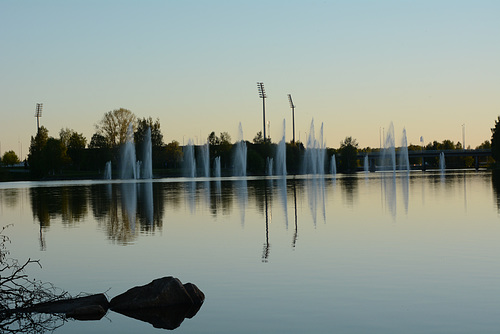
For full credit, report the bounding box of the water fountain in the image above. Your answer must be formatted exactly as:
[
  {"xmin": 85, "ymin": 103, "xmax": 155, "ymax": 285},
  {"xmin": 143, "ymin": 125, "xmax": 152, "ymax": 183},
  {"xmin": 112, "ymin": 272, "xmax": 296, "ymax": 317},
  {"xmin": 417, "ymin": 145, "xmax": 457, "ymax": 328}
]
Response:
[
  {"xmin": 104, "ymin": 161, "xmax": 112, "ymax": 179},
  {"xmin": 183, "ymin": 139, "xmax": 196, "ymax": 178},
  {"xmin": 118, "ymin": 124, "xmax": 153, "ymax": 179},
  {"xmin": 233, "ymin": 123, "xmax": 247, "ymax": 177},
  {"xmin": 142, "ymin": 127, "xmax": 153, "ymax": 179},
  {"xmin": 364, "ymin": 155, "xmax": 369, "ymax": 173},
  {"xmin": 120, "ymin": 124, "xmax": 137, "ymax": 179},
  {"xmin": 198, "ymin": 142, "xmax": 210, "ymax": 177},
  {"xmin": 303, "ymin": 119, "xmax": 326, "ymax": 175},
  {"xmin": 330, "ymin": 155, "xmax": 337, "ymax": 176},
  {"xmin": 439, "ymin": 152, "xmax": 446, "ymax": 171},
  {"xmin": 213, "ymin": 156, "xmax": 221, "ymax": 177},
  {"xmin": 275, "ymin": 119, "xmax": 287, "ymax": 177},
  {"xmin": 381, "ymin": 122, "xmax": 396, "ymax": 172},
  {"xmin": 266, "ymin": 157, "xmax": 274, "ymax": 176},
  {"xmin": 399, "ymin": 128, "xmax": 410, "ymax": 172},
  {"xmin": 136, "ymin": 161, "xmax": 142, "ymax": 179}
]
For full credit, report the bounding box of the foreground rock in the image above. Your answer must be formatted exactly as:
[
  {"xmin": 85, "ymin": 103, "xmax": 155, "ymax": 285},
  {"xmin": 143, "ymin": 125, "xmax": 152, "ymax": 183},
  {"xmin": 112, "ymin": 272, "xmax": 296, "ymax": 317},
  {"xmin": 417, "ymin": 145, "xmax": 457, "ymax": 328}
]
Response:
[
  {"xmin": 3, "ymin": 277, "xmax": 204, "ymax": 329},
  {"xmin": 109, "ymin": 276, "xmax": 205, "ymax": 329},
  {"xmin": 7, "ymin": 294, "xmax": 109, "ymax": 321}
]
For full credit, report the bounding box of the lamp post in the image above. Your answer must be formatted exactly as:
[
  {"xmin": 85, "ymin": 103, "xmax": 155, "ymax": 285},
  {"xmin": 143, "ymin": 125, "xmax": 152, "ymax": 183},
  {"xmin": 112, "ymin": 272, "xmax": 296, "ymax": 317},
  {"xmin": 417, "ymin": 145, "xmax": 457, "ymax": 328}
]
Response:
[
  {"xmin": 35, "ymin": 103, "xmax": 43, "ymax": 133},
  {"xmin": 288, "ymin": 94, "xmax": 295, "ymax": 144},
  {"xmin": 257, "ymin": 82, "xmax": 267, "ymax": 141}
]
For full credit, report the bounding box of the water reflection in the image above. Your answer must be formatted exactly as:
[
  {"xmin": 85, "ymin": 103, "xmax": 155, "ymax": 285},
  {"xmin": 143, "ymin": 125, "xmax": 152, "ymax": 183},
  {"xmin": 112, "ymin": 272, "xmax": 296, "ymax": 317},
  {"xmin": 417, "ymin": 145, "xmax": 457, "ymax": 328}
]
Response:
[
  {"xmin": 20, "ymin": 172, "xmax": 487, "ymax": 251},
  {"xmin": 492, "ymin": 170, "xmax": 500, "ymax": 212},
  {"xmin": 339, "ymin": 175, "xmax": 358, "ymax": 207},
  {"xmin": 234, "ymin": 179, "xmax": 248, "ymax": 227}
]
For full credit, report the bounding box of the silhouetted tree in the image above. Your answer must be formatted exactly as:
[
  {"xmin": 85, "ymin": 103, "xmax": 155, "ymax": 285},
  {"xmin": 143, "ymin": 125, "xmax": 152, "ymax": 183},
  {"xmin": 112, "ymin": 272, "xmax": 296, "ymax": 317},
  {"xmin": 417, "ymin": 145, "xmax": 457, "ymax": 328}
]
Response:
[
  {"xmin": 67, "ymin": 132, "xmax": 87, "ymax": 170},
  {"xmin": 338, "ymin": 136, "xmax": 359, "ymax": 173},
  {"xmin": 253, "ymin": 131, "xmax": 264, "ymax": 144},
  {"xmin": 165, "ymin": 140, "xmax": 183, "ymax": 169},
  {"xmin": 28, "ymin": 126, "xmax": 49, "ymax": 177},
  {"xmin": 89, "ymin": 133, "xmax": 109, "ymax": 149},
  {"xmin": 491, "ymin": 116, "xmax": 500, "ymax": 165}
]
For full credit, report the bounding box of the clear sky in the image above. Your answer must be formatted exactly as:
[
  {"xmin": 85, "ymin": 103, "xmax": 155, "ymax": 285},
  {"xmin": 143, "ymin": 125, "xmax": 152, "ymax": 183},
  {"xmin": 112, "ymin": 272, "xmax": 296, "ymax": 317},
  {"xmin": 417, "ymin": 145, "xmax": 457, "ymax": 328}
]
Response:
[{"xmin": 1, "ymin": 0, "xmax": 499, "ymax": 160}]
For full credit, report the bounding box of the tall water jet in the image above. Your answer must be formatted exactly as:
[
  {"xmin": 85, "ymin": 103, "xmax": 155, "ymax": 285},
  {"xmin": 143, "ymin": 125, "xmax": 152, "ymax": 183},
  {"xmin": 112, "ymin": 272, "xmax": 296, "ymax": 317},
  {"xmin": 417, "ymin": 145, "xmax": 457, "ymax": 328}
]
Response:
[
  {"xmin": 399, "ymin": 128, "xmax": 410, "ymax": 172},
  {"xmin": 275, "ymin": 119, "xmax": 287, "ymax": 176},
  {"xmin": 104, "ymin": 161, "xmax": 112, "ymax": 180},
  {"xmin": 364, "ymin": 155, "xmax": 369, "ymax": 173},
  {"xmin": 330, "ymin": 155, "xmax": 337, "ymax": 175},
  {"xmin": 213, "ymin": 156, "xmax": 221, "ymax": 177},
  {"xmin": 439, "ymin": 152, "xmax": 446, "ymax": 171},
  {"xmin": 302, "ymin": 119, "xmax": 326, "ymax": 175},
  {"xmin": 198, "ymin": 142, "xmax": 210, "ymax": 177},
  {"xmin": 120, "ymin": 123, "xmax": 137, "ymax": 179},
  {"xmin": 183, "ymin": 139, "xmax": 196, "ymax": 178},
  {"xmin": 266, "ymin": 157, "xmax": 273, "ymax": 176},
  {"xmin": 318, "ymin": 123, "xmax": 325, "ymax": 175},
  {"xmin": 381, "ymin": 122, "xmax": 396, "ymax": 172},
  {"xmin": 233, "ymin": 123, "xmax": 247, "ymax": 177},
  {"xmin": 142, "ymin": 127, "xmax": 153, "ymax": 179},
  {"xmin": 136, "ymin": 161, "xmax": 142, "ymax": 179}
]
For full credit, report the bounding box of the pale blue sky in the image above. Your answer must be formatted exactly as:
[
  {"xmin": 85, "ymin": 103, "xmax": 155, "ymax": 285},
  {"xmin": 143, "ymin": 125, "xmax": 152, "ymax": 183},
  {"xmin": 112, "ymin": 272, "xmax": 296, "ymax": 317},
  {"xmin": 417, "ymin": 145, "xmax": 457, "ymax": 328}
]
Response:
[{"xmin": 1, "ymin": 0, "xmax": 499, "ymax": 159}]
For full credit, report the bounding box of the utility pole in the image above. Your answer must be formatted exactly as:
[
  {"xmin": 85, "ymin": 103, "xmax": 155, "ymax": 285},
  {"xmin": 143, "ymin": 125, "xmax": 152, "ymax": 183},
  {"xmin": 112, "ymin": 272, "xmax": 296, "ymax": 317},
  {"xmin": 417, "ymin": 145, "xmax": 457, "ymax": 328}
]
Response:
[
  {"xmin": 257, "ymin": 82, "xmax": 267, "ymax": 142},
  {"xmin": 288, "ymin": 94, "xmax": 295, "ymax": 144},
  {"xmin": 35, "ymin": 103, "xmax": 43, "ymax": 133}
]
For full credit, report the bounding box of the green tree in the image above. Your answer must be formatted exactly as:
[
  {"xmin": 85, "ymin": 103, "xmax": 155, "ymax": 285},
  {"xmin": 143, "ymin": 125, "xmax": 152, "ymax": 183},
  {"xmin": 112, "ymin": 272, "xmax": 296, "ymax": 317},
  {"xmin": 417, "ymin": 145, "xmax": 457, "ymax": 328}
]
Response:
[
  {"xmin": 28, "ymin": 126, "xmax": 50, "ymax": 177},
  {"xmin": 253, "ymin": 131, "xmax": 264, "ymax": 144},
  {"xmin": 96, "ymin": 108, "xmax": 136, "ymax": 147},
  {"xmin": 135, "ymin": 117, "xmax": 164, "ymax": 148},
  {"xmin": 165, "ymin": 140, "xmax": 183, "ymax": 169},
  {"xmin": 1, "ymin": 151, "xmax": 20, "ymax": 166},
  {"xmin": 477, "ymin": 140, "xmax": 491, "ymax": 149},
  {"xmin": 492, "ymin": 116, "xmax": 500, "ymax": 164},
  {"xmin": 338, "ymin": 136, "xmax": 359, "ymax": 173},
  {"xmin": 89, "ymin": 133, "xmax": 109, "ymax": 149},
  {"xmin": 43, "ymin": 138, "xmax": 67, "ymax": 174},
  {"xmin": 59, "ymin": 128, "xmax": 73, "ymax": 148},
  {"xmin": 67, "ymin": 132, "xmax": 87, "ymax": 170},
  {"xmin": 208, "ymin": 131, "xmax": 219, "ymax": 146}
]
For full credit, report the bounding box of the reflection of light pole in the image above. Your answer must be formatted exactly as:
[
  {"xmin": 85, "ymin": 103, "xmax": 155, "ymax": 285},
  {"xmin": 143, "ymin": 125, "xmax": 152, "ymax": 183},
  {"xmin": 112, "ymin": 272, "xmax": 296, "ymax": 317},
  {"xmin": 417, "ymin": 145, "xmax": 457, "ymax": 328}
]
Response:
[
  {"xmin": 35, "ymin": 103, "xmax": 43, "ymax": 133},
  {"xmin": 288, "ymin": 94, "xmax": 295, "ymax": 144},
  {"xmin": 257, "ymin": 82, "xmax": 267, "ymax": 141}
]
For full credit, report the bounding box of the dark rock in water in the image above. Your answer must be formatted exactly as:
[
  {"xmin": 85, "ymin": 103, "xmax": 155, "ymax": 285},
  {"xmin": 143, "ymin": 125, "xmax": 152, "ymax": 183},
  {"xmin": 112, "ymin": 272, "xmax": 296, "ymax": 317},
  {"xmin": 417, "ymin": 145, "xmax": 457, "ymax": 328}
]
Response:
[
  {"xmin": 9, "ymin": 294, "xmax": 109, "ymax": 319},
  {"xmin": 183, "ymin": 282, "xmax": 205, "ymax": 307},
  {"xmin": 113, "ymin": 304, "xmax": 194, "ymax": 330},
  {"xmin": 66, "ymin": 305, "xmax": 108, "ymax": 321},
  {"xmin": 109, "ymin": 276, "xmax": 204, "ymax": 311}
]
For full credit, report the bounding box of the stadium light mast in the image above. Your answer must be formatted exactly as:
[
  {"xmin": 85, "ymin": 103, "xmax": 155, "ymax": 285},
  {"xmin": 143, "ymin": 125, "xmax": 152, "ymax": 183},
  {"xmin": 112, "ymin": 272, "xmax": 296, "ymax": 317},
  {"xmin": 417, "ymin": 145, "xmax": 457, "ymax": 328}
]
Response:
[
  {"xmin": 257, "ymin": 82, "xmax": 267, "ymax": 141},
  {"xmin": 35, "ymin": 103, "xmax": 43, "ymax": 133},
  {"xmin": 288, "ymin": 94, "xmax": 295, "ymax": 144}
]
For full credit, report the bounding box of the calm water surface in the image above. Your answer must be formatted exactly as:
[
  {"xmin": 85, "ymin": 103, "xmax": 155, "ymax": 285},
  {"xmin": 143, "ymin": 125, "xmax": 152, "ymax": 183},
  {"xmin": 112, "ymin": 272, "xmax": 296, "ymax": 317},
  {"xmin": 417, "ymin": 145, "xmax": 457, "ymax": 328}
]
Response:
[{"xmin": 1, "ymin": 171, "xmax": 500, "ymax": 333}]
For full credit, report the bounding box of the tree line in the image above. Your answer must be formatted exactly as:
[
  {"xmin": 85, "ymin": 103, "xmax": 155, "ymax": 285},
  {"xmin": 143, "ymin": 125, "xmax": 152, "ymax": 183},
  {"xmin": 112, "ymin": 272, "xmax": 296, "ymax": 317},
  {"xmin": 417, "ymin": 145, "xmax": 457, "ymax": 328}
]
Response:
[{"xmin": 1, "ymin": 108, "xmax": 497, "ymax": 179}]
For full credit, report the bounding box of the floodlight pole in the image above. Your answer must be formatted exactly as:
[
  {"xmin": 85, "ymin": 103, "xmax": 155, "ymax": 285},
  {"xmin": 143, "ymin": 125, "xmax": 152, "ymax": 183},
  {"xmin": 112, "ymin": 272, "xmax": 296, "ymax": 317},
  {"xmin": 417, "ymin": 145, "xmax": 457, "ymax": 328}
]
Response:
[
  {"xmin": 35, "ymin": 103, "xmax": 43, "ymax": 133},
  {"xmin": 288, "ymin": 94, "xmax": 295, "ymax": 144},
  {"xmin": 257, "ymin": 82, "xmax": 267, "ymax": 142}
]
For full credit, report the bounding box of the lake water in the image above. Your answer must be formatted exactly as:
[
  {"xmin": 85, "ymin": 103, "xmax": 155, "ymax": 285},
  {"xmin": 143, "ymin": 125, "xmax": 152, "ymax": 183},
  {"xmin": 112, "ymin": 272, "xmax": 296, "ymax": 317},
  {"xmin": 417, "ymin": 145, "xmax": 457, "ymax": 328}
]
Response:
[{"xmin": 1, "ymin": 170, "xmax": 500, "ymax": 333}]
